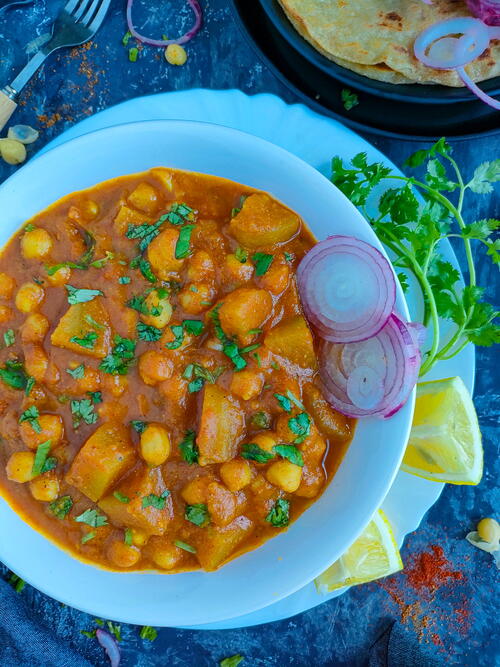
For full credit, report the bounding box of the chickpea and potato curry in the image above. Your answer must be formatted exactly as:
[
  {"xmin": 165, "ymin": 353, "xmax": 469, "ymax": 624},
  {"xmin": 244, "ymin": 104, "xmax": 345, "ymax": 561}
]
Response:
[{"xmin": 0, "ymin": 168, "xmax": 354, "ymax": 572}]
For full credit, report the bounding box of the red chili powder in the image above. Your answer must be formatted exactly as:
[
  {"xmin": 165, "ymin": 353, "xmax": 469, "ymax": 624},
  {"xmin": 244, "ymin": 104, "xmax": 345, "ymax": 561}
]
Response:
[{"xmin": 406, "ymin": 545, "xmax": 464, "ymax": 594}]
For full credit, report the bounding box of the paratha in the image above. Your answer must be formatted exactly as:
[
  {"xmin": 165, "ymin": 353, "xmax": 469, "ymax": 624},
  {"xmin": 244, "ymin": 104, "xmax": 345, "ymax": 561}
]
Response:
[{"xmin": 278, "ymin": 0, "xmax": 500, "ymax": 86}]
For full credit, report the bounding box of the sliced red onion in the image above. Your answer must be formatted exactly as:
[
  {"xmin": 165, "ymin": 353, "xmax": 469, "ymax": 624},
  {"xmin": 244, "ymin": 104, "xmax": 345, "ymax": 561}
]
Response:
[
  {"xmin": 297, "ymin": 236, "xmax": 396, "ymax": 343},
  {"xmin": 320, "ymin": 314, "xmax": 421, "ymax": 419},
  {"xmin": 457, "ymin": 65, "xmax": 500, "ymax": 109},
  {"xmin": 126, "ymin": 0, "xmax": 202, "ymax": 47},
  {"xmin": 466, "ymin": 0, "xmax": 500, "ymax": 25},
  {"xmin": 407, "ymin": 322, "xmax": 427, "ymax": 350},
  {"xmin": 414, "ymin": 17, "xmax": 490, "ymax": 69},
  {"xmin": 96, "ymin": 629, "xmax": 121, "ymax": 667}
]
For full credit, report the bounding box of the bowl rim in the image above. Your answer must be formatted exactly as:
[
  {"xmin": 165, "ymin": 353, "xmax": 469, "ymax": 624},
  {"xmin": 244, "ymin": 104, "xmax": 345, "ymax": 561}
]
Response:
[{"xmin": 0, "ymin": 119, "xmax": 415, "ymax": 625}]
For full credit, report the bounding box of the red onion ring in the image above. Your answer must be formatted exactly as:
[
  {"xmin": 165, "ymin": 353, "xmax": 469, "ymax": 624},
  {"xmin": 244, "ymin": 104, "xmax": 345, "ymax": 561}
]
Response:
[
  {"xmin": 320, "ymin": 314, "xmax": 421, "ymax": 419},
  {"xmin": 126, "ymin": 0, "xmax": 202, "ymax": 47},
  {"xmin": 297, "ymin": 236, "xmax": 396, "ymax": 344},
  {"xmin": 96, "ymin": 629, "xmax": 121, "ymax": 667},
  {"xmin": 414, "ymin": 17, "xmax": 490, "ymax": 69},
  {"xmin": 457, "ymin": 65, "xmax": 500, "ymax": 108}
]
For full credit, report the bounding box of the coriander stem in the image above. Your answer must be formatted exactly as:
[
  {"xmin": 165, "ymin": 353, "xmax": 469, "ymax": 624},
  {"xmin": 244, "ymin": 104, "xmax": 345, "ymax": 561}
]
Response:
[{"xmin": 439, "ymin": 337, "xmax": 470, "ymax": 361}]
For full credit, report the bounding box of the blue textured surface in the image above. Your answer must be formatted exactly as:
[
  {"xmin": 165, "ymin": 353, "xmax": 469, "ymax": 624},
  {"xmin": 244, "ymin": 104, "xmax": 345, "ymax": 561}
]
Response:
[{"xmin": 0, "ymin": 1, "xmax": 499, "ymax": 665}]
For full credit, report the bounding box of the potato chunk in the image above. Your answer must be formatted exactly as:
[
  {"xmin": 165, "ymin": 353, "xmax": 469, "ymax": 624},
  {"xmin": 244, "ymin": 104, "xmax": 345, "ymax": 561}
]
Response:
[
  {"xmin": 218, "ymin": 288, "xmax": 272, "ymax": 343},
  {"xmin": 303, "ymin": 383, "xmax": 353, "ymax": 443},
  {"xmin": 99, "ymin": 465, "xmax": 171, "ymax": 536},
  {"xmin": 264, "ymin": 315, "xmax": 317, "ymax": 369},
  {"xmin": 65, "ymin": 423, "xmax": 135, "ymax": 501},
  {"xmin": 51, "ymin": 299, "xmax": 112, "ymax": 359},
  {"xmin": 147, "ymin": 228, "xmax": 184, "ymax": 278},
  {"xmin": 127, "ymin": 182, "xmax": 160, "ymax": 215},
  {"xmin": 114, "ymin": 205, "xmax": 151, "ymax": 234},
  {"xmin": 197, "ymin": 384, "xmax": 244, "ymax": 465},
  {"xmin": 229, "ymin": 193, "xmax": 300, "ymax": 249},
  {"xmin": 194, "ymin": 515, "xmax": 254, "ymax": 571}
]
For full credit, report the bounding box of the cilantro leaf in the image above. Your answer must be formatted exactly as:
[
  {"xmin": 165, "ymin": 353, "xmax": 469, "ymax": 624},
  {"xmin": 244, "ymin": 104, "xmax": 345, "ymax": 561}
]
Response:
[
  {"xmin": 31, "ymin": 439, "xmax": 52, "ymax": 476},
  {"xmin": 185, "ymin": 503, "xmax": 210, "ymax": 526},
  {"xmin": 19, "ymin": 405, "xmax": 41, "ymax": 433},
  {"xmin": 3, "ymin": 329, "xmax": 15, "ymax": 347},
  {"xmin": 242, "ymin": 443, "xmax": 274, "ymax": 463},
  {"xmin": 130, "ymin": 256, "xmax": 157, "ymax": 283},
  {"xmin": 66, "ymin": 364, "xmax": 85, "ymax": 379},
  {"xmin": 174, "ymin": 224, "xmax": 196, "ymax": 259},
  {"xmin": 137, "ymin": 322, "xmax": 162, "ymax": 342},
  {"xmin": 425, "ymin": 159, "xmax": 458, "ymax": 192},
  {"xmin": 65, "ymin": 285, "xmax": 103, "ymax": 305},
  {"xmin": 179, "ymin": 430, "xmax": 198, "ymax": 464},
  {"xmin": 274, "ymin": 444, "xmax": 304, "ymax": 467},
  {"xmin": 70, "ymin": 331, "xmax": 98, "ymax": 350},
  {"xmin": 71, "ymin": 398, "xmax": 98, "ymax": 429},
  {"xmin": 274, "ymin": 393, "xmax": 292, "ymax": 413},
  {"xmin": 113, "ymin": 491, "xmax": 130, "ymax": 504},
  {"xmin": 99, "ymin": 335, "xmax": 136, "ymax": 375},
  {"xmin": 220, "ymin": 655, "xmax": 244, "ymax": 667},
  {"xmin": 49, "ymin": 495, "xmax": 73, "ymax": 519},
  {"xmin": 165, "ymin": 202, "xmax": 196, "ymax": 226},
  {"xmin": 266, "ymin": 498, "xmax": 290, "ymax": 528},
  {"xmin": 462, "ymin": 219, "xmax": 500, "ymax": 240},
  {"xmin": 174, "ymin": 540, "xmax": 196, "ymax": 554},
  {"xmin": 467, "ymin": 160, "xmax": 500, "ymax": 194},
  {"xmin": 252, "ymin": 253, "xmax": 274, "ymax": 276},
  {"xmin": 140, "ymin": 626, "xmax": 158, "ymax": 641},
  {"xmin": 288, "ymin": 413, "xmax": 311, "ymax": 444},
  {"xmin": 75, "ymin": 509, "xmax": 108, "ymax": 527},
  {"xmin": 235, "ymin": 247, "xmax": 248, "ymax": 263},
  {"xmin": 341, "ymin": 88, "xmax": 359, "ymax": 111},
  {"xmin": 126, "ymin": 220, "xmax": 163, "ymax": 252},
  {"xmin": 142, "ymin": 489, "xmax": 170, "ymax": 509},
  {"xmin": 250, "ymin": 411, "xmax": 271, "ymax": 429},
  {"xmin": 404, "ymin": 137, "xmax": 451, "ymax": 168},
  {"xmin": 130, "ymin": 420, "xmax": 148, "ymax": 434},
  {"xmin": 0, "ymin": 359, "xmax": 30, "ymax": 390}
]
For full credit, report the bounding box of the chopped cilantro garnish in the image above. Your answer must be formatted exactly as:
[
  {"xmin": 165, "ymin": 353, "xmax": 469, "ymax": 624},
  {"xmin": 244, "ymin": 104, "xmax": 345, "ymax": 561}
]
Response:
[
  {"xmin": 239, "ymin": 343, "xmax": 260, "ymax": 355},
  {"xmin": 89, "ymin": 251, "xmax": 114, "ymax": 269},
  {"xmin": 49, "ymin": 495, "xmax": 73, "ymax": 519},
  {"xmin": 81, "ymin": 531, "xmax": 96, "ymax": 544},
  {"xmin": 242, "ymin": 443, "xmax": 274, "ymax": 463},
  {"xmin": 126, "ymin": 294, "xmax": 150, "ymax": 315},
  {"xmin": 65, "ymin": 285, "xmax": 103, "ymax": 305},
  {"xmin": 8, "ymin": 573, "xmax": 26, "ymax": 593},
  {"xmin": 113, "ymin": 491, "xmax": 130, "ymax": 503},
  {"xmin": 165, "ymin": 319, "xmax": 204, "ymax": 349},
  {"xmin": 266, "ymin": 498, "xmax": 290, "ymax": 527},
  {"xmin": 274, "ymin": 444, "xmax": 304, "ymax": 467},
  {"xmin": 3, "ymin": 329, "xmax": 15, "ymax": 347},
  {"xmin": 210, "ymin": 306, "xmax": 249, "ymax": 371},
  {"xmin": 122, "ymin": 30, "xmax": 132, "ymax": 46},
  {"xmin": 142, "ymin": 489, "xmax": 170, "ymax": 509},
  {"xmin": 107, "ymin": 622, "xmax": 122, "ymax": 642},
  {"xmin": 126, "ymin": 220, "xmax": 163, "ymax": 252},
  {"xmin": 284, "ymin": 252, "xmax": 294, "ymax": 263},
  {"xmin": 41, "ymin": 456, "xmax": 57, "ymax": 473},
  {"xmin": 252, "ymin": 253, "xmax": 274, "ymax": 276},
  {"xmin": 19, "ymin": 405, "xmax": 41, "ymax": 433},
  {"xmin": 31, "ymin": 439, "xmax": 52, "ymax": 476},
  {"xmin": 188, "ymin": 377, "xmax": 205, "ymax": 393},
  {"xmin": 253, "ymin": 352, "xmax": 262, "ymax": 367},
  {"xmin": 341, "ymin": 88, "xmax": 359, "ymax": 111},
  {"xmin": 183, "ymin": 319, "xmax": 204, "ymax": 335},
  {"xmin": 71, "ymin": 398, "xmax": 98, "ymax": 429},
  {"xmin": 234, "ymin": 247, "xmax": 248, "ymax": 263},
  {"xmin": 165, "ymin": 202, "xmax": 195, "ymax": 225},
  {"xmin": 247, "ymin": 328, "xmax": 262, "ymax": 335},
  {"xmin": 25, "ymin": 376, "xmax": 35, "ymax": 396},
  {"xmin": 128, "ymin": 46, "xmax": 139, "ymax": 62},
  {"xmin": 131, "ymin": 255, "xmax": 157, "ymax": 283},
  {"xmin": 131, "ymin": 420, "xmax": 148, "ymax": 434},
  {"xmin": 124, "ymin": 527, "xmax": 133, "ymax": 546},
  {"xmin": 174, "ymin": 224, "xmax": 196, "ymax": 259},
  {"xmin": 70, "ymin": 331, "xmax": 98, "ymax": 350},
  {"xmin": 137, "ymin": 322, "xmax": 162, "ymax": 342},
  {"xmin": 87, "ymin": 391, "xmax": 102, "ymax": 404},
  {"xmin": 220, "ymin": 656, "xmax": 244, "ymax": 667},
  {"xmin": 119, "ymin": 276, "xmax": 131, "ymax": 284},
  {"xmin": 186, "ymin": 363, "xmax": 224, "ymax": 393},
  {"xmin": 99, "ymin": 335, "xmax": 136, "ymax": 375},
  {"xmin": 24, "ymin": 223, "xmax": 36, "ymax": 232},
  {"xmin": 185, "ymin": 503, "xmax": 210, "ymax": 527},
  {"xmin": 250, "ymin": 411, "xmax": 271, "ymax": 429},
  {"xmin": 66, "ymin": 364, "xmax": 85, "ymax": 379},
  {"xmin": 286, "ymin": 390, "xmax": 305, "ymax": 411},
  {"xmin": 274, "ymin": 393, "xmax": 292, "ymax": 413},
  {"xmin": 0, "ymin": 359, "xmax": 30, "ymax": 390},
  {"xmin": 179, "ymin": 430, "xmax": 198, "ymax": 464},
  {"xmin": 140, "ymin": 626, "xmax": 158, "ymax": 641},
  {"xmin": 174, "ymin": 539, "xmax": 196, "ymax": 554},
  {"xmin": 288, "ymin": 413, "xmax": 311, "ymax": 444},
  {"xmin": 75, "ymin": 509, "xmax": 108, "ymax": 527}
]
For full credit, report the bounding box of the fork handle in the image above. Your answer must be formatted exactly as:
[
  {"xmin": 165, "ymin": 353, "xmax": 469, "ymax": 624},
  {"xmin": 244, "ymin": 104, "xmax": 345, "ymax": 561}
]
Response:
[{"xmin": 0, "ymin": 88, "xmax": 17, "ymax": 133}]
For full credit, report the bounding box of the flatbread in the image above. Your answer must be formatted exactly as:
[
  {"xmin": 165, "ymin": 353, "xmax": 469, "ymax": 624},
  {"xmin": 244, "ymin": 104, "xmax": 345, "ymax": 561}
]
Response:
[{"xmin": 278, "ymin": 0, "xmax": 500, "ymax": 86}]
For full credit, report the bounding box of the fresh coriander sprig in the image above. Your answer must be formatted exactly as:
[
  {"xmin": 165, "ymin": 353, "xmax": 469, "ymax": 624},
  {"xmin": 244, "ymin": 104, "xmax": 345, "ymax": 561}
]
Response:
[{"xmin": 331, "ymin": 139, "xmax": 499, "ymax": 376}]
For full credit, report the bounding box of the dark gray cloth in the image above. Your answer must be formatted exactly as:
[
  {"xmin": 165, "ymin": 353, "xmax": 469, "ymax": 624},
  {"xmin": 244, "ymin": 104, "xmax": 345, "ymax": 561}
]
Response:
[
  {"xmin": 0, "ymin": 578, "xmax": 95, "ymax": 667},
  {"xmin": 368, "ymin": 621, "xmax": 441, "ymax": 667}
]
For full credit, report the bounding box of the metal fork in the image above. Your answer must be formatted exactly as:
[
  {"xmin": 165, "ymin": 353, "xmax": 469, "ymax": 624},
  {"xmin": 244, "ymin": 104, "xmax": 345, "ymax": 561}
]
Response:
[{"xmin": 0, "ymin": 0, "xmax": 111, "ymax": 131}]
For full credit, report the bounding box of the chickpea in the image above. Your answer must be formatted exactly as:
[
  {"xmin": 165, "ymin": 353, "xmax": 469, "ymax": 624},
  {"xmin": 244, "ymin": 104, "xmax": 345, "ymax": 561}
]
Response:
[
  {"xmin": 19, "ymin": 414, "xmax": 64, "ymax": 450},
  {"xmin": 46, "ymin": 265, "xmax": 71, "ymax": 286},
  {"xmin": 250, "ymin": 432, "xmax": 278, "ymax": 455},
  {"xmin": 266, "ymin": 460, "xmax": 302, "ymax": 493},
  {"xmin": 178, "ymin": 283, "xmax": 214, "ymax": 314},
  {"xmin": 151, "ymin": 542, "xmax": 184, "ymax": 570},
  {"xmin": 107, "ymin": 540, "xmax": 141, "ymax": 568},
  {"xmin": 187, "ymin": 250, "xmax": 215, "ymax": 283},
  {"xmin": 74, "ymin": 366, "xmax": 100, "ymax": 393},
  {"xmin": 0, "ymin": 138, "xmax": 26, "ymax": 165},
  {"xmin": 138, "ymin": 351, "xmax": 173, "ymax": 386},
  {"xmin": 21, "ymin": 228, "xmax": 54, "ymax": 260},
  {"xmin": 130, "ymin": 528, "xmax": 148, "ymax": 548},
  {"xmin": 220, "ymin": 459, "xmax": 252, "ymax": 492},
  {"xmin": 15, "ymin": 282, "xmax": 45, "ymax": 313},
  {"xmin": 181, "ymin": 476, "xmax": 211, "ymax": 505},
  {"xmin": 223, "ymin": 254, "xmax": 254, "ymax": 284},
  {"xmin": 21, "ymin": 313, "xmax": 50, "ymax": 343},
  {"xmin": 128, "ymin": 182, "xmax": 160, "ymax": 215},
  {"xmin": 6, "ymin": 451, "xmax": 35, "ymax": 483},
  {"xmin": 24, "ymin": 344, "xmax": 48, "ymax": 381},
  {"xmin": 141, "ymin": 289, "xmax": 173, "ymax": 329},
  {"xmin": 102, "ymin": 374, "xmax": 128, "ymax": 398},
  {"xmin": 29, "ymin": 475, "xmax": 60, "ymax": 502},
  {"xmin": 45, "ymin": 361, "xmax": 60, "ymax": 385},
  {"xmin": 0, "ymin": 272, "xmax": 15, "ymax": 298},
  {"xmin": 0, "ymin": 305, "xmax": 13, "ymax": 324},
  {"xmin": 80, "ymin": 199, "xmax": 99, "ymax": 220},
  {"xmin": 165, "ymin": 44, "xmax": 188, "ymax": 66},
  {"xmin": 477, "ymin": 517, "xmax": 500, "ymax": 545},
  {"xmin": 158, "ymin": 374, "xmax": 187, "ymax": 403},
  {"xmin": 260, "ymin": 263, "xmax": 290, "ymax": 295},
  {"xmin": 230, "ymin": 370, "xmax": 264, "ymax": 401},
  {"xmin": 140, "ymin": 423, "xmax": 171, "ymax": 466}
]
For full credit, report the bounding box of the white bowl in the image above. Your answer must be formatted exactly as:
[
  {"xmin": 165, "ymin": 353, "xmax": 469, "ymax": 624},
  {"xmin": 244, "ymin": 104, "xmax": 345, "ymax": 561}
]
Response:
[{"xmin": 0, "ymin": 120, "xmax": 413, "ymax": 626}]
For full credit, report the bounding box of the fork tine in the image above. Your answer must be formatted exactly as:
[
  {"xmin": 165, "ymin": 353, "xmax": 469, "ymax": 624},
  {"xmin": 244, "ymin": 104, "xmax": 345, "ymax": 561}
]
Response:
[
  {"xmin": 81, "ymin": 0, "xmax": 104, "ymax": 27},
  {"xmin": 73, "ymin": 0, "xmax": 95, "ymax": 20},
  {"xmin": 87, "ymin": 0, "xmax": 111, "ymax": 31},
  {"xmin": 63, "ymin": 0, "xmax": 81, "ymax": 14}
]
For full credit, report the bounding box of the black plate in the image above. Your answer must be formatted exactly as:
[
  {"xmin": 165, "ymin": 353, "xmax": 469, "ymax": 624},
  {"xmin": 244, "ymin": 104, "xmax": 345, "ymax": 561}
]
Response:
[
  {"xmin": 231, "ymin": 0, "xmax": 500, "ymax": 139},
  {"xmin": 259, "ymin": 0, "xmax": 500, "ymax": 105}
]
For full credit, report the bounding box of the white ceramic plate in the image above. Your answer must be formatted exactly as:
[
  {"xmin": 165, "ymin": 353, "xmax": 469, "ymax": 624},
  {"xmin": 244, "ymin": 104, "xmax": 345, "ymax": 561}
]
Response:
[{"xmin": 0, "ymin": 117, "xmax": 414, "ymax": 626}]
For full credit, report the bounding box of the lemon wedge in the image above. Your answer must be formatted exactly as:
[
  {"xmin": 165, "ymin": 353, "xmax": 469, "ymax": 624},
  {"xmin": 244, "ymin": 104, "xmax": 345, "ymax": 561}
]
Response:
[
  {"xmin": 401, "ymin": 376, "xmax": 482, "ymax": 485},
  {"xmin": 315, "ymin": 510, "xmax": 402, "ymax": 593}
]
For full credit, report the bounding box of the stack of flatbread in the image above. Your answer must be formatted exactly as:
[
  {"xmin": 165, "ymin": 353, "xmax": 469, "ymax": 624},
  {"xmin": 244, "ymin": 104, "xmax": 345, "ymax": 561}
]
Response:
[{"xmin": 277, "ymin": 0, "xmax": 500, "ymax": 86}]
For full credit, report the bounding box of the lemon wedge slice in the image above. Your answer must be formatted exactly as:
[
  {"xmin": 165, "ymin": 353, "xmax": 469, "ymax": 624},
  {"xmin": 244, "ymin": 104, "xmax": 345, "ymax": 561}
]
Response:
[
  {"xmin": 315, "ymin": 510, "xmax": 402, "ymax": 593},
  {"xmin": 401, "ymin": 376, "xmax": 482, "ymax": 485}
]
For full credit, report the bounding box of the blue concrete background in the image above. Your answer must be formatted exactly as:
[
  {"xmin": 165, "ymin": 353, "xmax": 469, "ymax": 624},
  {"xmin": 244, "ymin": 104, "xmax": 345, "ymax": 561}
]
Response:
[{"xmin": 0, "ymin": 1, "xmax": 498, "ymax": 665}]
